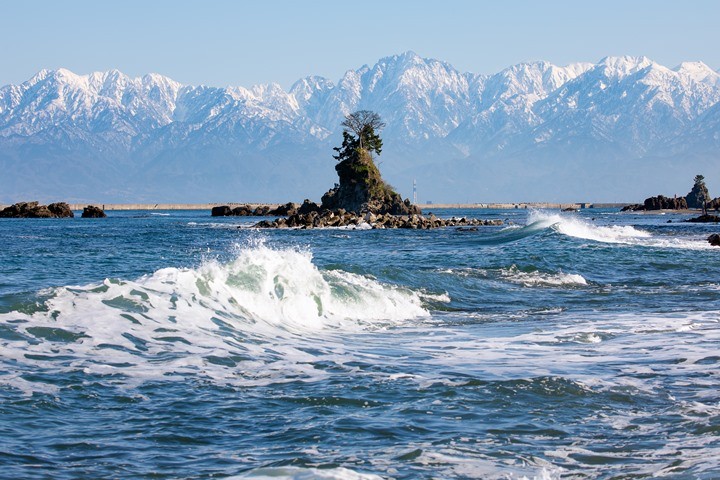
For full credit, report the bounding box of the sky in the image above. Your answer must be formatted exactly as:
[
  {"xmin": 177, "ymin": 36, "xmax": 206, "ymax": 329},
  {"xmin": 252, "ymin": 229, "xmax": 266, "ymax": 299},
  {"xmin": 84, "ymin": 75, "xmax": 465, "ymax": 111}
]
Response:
[{"xmin": 1, "ymin": 0, "xmax": 719, "ymax": 89}]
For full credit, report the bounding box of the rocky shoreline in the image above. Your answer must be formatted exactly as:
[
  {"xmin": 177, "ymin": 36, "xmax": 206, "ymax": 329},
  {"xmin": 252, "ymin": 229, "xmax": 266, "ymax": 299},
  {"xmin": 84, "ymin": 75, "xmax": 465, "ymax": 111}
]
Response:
[
  {"xmin": 253, "ymin": 210, "xmax": 503, "ymax": 229},
  {"xmin": 0, "ymin": 201, "xmax": 74, "ymax": 218},
  {"xmin": 0, "ymin": 202, "xmax": 107, "ymax": 218}
]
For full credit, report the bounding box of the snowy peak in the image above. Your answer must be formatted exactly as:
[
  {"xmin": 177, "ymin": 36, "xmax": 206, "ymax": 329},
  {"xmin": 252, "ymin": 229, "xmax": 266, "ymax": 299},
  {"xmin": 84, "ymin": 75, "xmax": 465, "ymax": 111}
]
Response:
[
  {"xmin": 674, "ymin": 61, "xmax": 720, "ymax": 86},
  {"xmin": 598, "ymin": 55, "xmax": 655, "ymax": 78},
  {"xmin": 0, "ymin": 53, "xmax": 718, "ymax": 157}
]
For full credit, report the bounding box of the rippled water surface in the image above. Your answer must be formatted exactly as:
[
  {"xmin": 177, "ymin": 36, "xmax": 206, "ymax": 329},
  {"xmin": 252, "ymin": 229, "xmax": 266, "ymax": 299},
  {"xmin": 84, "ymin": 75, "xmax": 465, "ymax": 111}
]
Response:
[{"xmin": 1, "ymin": 208, "xmax": 719, "ymax": 479}]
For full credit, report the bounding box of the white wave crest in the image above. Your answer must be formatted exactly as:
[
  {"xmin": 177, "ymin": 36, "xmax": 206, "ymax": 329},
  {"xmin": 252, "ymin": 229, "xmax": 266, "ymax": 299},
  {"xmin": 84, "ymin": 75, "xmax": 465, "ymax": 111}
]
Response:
[
  {"xmin": 529, "ymin": 211, "xmax": 714, "ymax": 249},
  {"xmin": 501, "ymin": 265, "xmax": 587, "ymax": 287},
  {"xmin": 0, "ymin": 242, "xmax": 432, "ymax": 391},
  {"xmin": 236, "ymin": 466, "xmax": 383, "ymax": 480}
]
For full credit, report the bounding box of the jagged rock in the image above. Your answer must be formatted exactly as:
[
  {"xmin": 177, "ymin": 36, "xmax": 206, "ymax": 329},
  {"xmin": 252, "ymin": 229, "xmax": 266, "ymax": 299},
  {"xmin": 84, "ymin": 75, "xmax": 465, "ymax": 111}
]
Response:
[
  {"xmin": 623, "ymin": 196, "xmax": 688, "ymax": 211},
  {"xmin": 298, "ymin": 199, "xmax": 321, "ymax": 215},
  {"xmin": 644, "ymin": 195, "xmax": 688, "ymax": 210},
  {"xmin": 621, "ymin": 204, "xmax": 644, "ymax": 212},
  {"xmin": 211, "ymin": 204, "xmax": 279, "ymax": 216},
  {"xmin": 211, "ymin": 205, "xmax": 232, "ymax": 216},
  {"xmin": 321, "ymin": 149, "xmax": 421, "ymax": 215},
  {"xmin": 230, "ymin": 205, "xmax": 253, "ymax": 216},
  {"xmin": 707, "ymin": 197, "xmax": 720, "ymax": 212},
  {"xmin": 686, "ymin": 214, "xmax": 720, "ymax": 223},
  {"xmin": 254, "ymin": 211, "xmax": 503, "ymax": 230},
  {"xmin": 81, "ymin": 205, "xmax": 107, "ymax": 218},
  {"xmin": 0, "ymin": 201, "xmax": 74, "ymax": 218},
  {"xmin": 686, "ymin": 178, "xmax": 711, "ymax": 209},
  {"xmin": 268, "ymin": 202, "xmax": 298, "ymax": 216},
  {"xmin": 253, "ymin": 206, "xmax": 271, "ymax": 216},
  {"xmin": 47, "ymin": 202, "xmax": 74, "ymax": 218},
  {"xmin": 709, "ymin": 234, "xmax": 720, "ymax": 246}
]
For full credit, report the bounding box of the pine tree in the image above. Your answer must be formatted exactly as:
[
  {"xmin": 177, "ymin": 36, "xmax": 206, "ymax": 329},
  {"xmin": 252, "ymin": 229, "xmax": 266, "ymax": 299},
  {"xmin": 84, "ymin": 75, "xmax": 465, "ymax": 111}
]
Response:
[
  {"xmin": 332, "ymin": 110, "xmax": 385, "ymax": 162},
  {"xmin": 685, "ymin": 174, "xmax": 711, "ymax": 212}
]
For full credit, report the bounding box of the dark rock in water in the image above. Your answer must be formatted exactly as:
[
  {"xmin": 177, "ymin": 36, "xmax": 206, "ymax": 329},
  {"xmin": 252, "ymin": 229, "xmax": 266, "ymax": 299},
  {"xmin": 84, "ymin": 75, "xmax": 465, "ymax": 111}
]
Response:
[
  {"xmin": 709, "ymin": 233, "xmax": 720, "ymax": 246},
  {"xmin": 686, "ymin": 214, "xmax": 720, "ymax": 223},
  {"xmin": 231, "ymin": 205, "xmax": 254, "ymax": 216},
  {"xmin": 622, "ymin": 196, "xmax": 690, "ymax": 212},
  {"xmin": 623, "ymin": 196, "xmax": 688, "ymax": 211},
  {"xmin": 268, "ymin": 202, "xmax": 298, "ymax": 216},
  {"xmin": 686, "ymin": 177, "xmax": 711, "ymax": 209},
  {"xmin": 644, "ymin": 195, "xmax": 688, "ymax": 211},
  {"xmin": 253, "ymin": 206, "xmax": 271, "ymax": 216},
  {"xmin": 0, "ymin": 201, "xmax": 74, "ymax": 218},
  {"xmin": 47, "ymin": 202, "xmax": 74, "ymax": 218},
  {"xmin": 211, "ymin": 205, "xmax": 232, "ymax": 217},
  {"xmin": 621, "ymin": 204, "xmax": 644, "ymax": 212},
  {"xmin": 255, "ymin": 210, "xmax": 502, "ymax": 230},
  {"xmin": 562, "ymin": 207, "xmax": 578, "ymax": 212},
  {"xmin": 298, "ymin": 199, "xmax": 321, "ymax": 215},
  {"xmin": 321, "ymin": 149, "xmax": 421, "ymax": 215},
  {"xmin": 81, "ymin": 205, "xmax": 107, "ymax": 218},
  {"xmin": 212, "ymin": 204, "xmax": 299, "ymax": 217},
  {"xmin": 707, "ymin": 197, "xmax": 720, "ymax": 212}
]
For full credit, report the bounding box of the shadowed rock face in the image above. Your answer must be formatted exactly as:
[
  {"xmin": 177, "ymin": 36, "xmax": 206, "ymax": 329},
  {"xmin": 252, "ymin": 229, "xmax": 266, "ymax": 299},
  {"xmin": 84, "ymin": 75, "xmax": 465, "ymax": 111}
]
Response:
[
  {"xmin": 81, "ymin": 205, "xmax": 107, "ymax": 218},
  {"xmin": 0, "ymin": 202, "xmax": 74, "ymax": 218},
  {"xmin": 686, "ymin": 214, "xmax": 720, "ymax": 223},
  {"xmin": 254, "ymin": 211, "xmax": 503, "ymax": 229},
  {"xmin": 622, "ymin": 195, "xmax": 688, "ymax": 211},
  {"xmin": 709, "ymin": 233, "xmax": 720, "ymax": 246},
  {"xmin": 320, "ymin": 150, "xmax": 420, "ymax": 215}
]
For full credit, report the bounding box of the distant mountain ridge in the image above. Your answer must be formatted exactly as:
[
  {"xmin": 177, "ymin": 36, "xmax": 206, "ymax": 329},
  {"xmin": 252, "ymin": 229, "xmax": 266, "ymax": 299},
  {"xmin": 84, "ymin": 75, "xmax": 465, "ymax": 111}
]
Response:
[{"xmin": 1, "ymin": 52, "xmax": 719, "ymax": 203}]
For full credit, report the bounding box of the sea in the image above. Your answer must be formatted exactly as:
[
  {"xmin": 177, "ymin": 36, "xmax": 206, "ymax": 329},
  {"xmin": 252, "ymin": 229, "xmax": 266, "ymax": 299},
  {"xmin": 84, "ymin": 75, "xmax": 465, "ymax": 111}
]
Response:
[{"xmin": 1, "ymin": 208, "xmax": 719, "ymax": 479}]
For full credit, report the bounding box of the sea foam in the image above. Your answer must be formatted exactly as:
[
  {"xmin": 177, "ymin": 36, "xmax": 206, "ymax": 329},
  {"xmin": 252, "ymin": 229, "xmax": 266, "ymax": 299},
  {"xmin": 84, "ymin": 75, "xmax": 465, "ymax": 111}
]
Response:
[
  {"xmin": 0, "ymin": 241, "xmax": 432, "ymax": 391},
  {"xmin": 529, "ymin": 211, "xmax": 714, "ymax": 249}
]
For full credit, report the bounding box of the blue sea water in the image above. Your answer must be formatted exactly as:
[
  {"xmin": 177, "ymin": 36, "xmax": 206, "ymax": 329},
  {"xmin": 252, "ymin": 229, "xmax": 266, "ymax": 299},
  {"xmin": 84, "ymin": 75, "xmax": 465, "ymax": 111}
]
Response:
[{"xmin": 1, "ymin": 208, "xmax": 719, "ymax": 479}]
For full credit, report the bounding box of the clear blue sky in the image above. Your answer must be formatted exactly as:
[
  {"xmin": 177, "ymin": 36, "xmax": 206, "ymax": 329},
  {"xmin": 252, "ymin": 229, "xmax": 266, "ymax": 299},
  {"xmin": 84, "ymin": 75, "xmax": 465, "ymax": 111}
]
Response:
[{"xmin": 2, "ymin": 0, "xmax": 718, "ymax": 88}]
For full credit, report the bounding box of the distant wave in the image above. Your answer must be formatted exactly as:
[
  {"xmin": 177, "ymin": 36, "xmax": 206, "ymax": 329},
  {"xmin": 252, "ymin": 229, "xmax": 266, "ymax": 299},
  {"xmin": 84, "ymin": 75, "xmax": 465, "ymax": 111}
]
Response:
[
  {"xmin": 529, "ymin": 211, "xmax": 715, "ymax": 250},
  {"xmin": 443, "ymin": 265, "xmax": 587, "ymax": 288},
  {"xmin": 500, "ymin": 265, "xmax": 587, "ymax": 287}
]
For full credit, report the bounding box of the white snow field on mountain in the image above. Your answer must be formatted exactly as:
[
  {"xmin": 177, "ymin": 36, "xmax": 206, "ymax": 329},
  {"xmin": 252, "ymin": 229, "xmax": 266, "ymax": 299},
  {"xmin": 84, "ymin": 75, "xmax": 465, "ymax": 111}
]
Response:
[{"xmin": 1, "ymin": 52, "xmax": 719, "ymax": 203}]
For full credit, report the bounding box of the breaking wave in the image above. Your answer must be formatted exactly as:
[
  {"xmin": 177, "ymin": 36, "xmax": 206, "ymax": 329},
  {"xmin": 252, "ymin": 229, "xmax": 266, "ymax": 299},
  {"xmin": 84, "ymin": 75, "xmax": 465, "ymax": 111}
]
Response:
[
  {"xmin": 529, "ymin": 212, "xmax": 714, "ymax": 249},
  {"xmin": 500, "ymin": 265, "xmax": 587, "ymax": 287},
  {"xmin": 0, "ymin": 241, "xmax": 432, "ymax": 392}
]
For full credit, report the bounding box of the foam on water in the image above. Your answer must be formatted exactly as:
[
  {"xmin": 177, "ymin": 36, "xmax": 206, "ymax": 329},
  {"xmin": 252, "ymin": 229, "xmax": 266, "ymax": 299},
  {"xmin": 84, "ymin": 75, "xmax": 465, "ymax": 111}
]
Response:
[
  {"xmin": 500, "ymin": 265, "xmax": 587, "ymax": 287},
  {"xmin": 0, "ymin": 241, "xmax": 431, "ymax": 391},
  {"xmin": 528, "ymin": 211, "xmax": 714, "ymax": 249},
  {"xmin": 442, "ymin": 266, "xmax": 587, "ymax": 288},
  {"xmin": 237, "ymin": 466, "xmax": 384, "ymax": 480}
]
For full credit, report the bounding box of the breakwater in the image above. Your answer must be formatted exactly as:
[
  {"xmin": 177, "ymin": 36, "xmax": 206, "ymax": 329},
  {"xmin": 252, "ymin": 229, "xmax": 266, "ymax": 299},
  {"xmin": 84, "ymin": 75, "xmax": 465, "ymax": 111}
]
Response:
[
  {"xmin": 70, "ymin": 203, "xmax": 282, "ymax": 211},
  {"xmin": 0, "ymin": 202, "xmax": 629, "ymax": 211}
]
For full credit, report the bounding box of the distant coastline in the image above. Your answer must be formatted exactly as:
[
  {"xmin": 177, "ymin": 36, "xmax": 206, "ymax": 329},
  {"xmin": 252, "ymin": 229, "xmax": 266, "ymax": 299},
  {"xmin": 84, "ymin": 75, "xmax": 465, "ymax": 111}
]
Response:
[{"xmin": 0, "ymin": 202, "xmax": 633, "ymax": 211}]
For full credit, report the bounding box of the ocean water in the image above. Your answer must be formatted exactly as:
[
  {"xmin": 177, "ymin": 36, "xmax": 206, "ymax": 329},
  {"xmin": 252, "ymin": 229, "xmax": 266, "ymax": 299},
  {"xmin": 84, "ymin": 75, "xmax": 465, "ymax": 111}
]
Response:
[{"xmin": 1, "ymin": 208, "xmax": 719, "ymax": 479}]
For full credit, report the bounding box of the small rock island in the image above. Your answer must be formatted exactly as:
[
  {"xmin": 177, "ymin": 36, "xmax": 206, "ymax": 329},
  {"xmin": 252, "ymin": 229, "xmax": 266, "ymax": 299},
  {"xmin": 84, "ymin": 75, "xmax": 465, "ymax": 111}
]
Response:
[
  {"xmin": 0, "ymin": 201, "xmax": 74, "ymax": 218},
  {"xmin": 234, "ymin": 110, "xmax": 500, "ymax": 229}
]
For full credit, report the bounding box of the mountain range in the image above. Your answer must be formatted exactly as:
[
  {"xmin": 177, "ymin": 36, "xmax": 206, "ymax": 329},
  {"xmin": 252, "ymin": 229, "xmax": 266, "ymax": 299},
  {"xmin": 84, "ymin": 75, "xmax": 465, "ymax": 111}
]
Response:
[{"xmin": 1, "ymin": 51, "xmax": 719, "ymax": 204}]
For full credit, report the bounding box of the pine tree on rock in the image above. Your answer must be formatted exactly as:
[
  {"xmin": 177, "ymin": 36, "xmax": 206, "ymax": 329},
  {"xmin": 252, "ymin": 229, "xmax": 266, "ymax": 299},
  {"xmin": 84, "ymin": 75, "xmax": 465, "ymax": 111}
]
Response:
[
  {"xmin": 323, "ymin": 111, "xmax": 420, "ymax": 215},
  {"xmin": 685, "ymin": 174, "xmax": 711, "ymax": 212}
]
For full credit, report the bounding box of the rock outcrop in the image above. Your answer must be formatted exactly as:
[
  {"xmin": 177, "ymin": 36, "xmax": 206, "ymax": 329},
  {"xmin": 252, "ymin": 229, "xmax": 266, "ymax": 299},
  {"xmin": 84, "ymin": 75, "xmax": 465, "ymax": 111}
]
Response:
[
  {"xmin": 254, "ymin": 211, "xmax": 503, "ymax": 229},
  {"xmin": 81, "ymin": 205, "xmax": 107, "ymax": 218},
  {"xmin": 686, "ymin": 178, "xmax": 711, "ymax": 209},
  {"xmin": 706, "ymin": 197, "xmax": 720, "ymax": 212},
  {"xmin": 686, "ymin": 214, "xmax": 720, "ymax": 223},
  {"xmin": 622, "ymin": 195, "xmax": 688, "ymax": 211},
  {"xmin": 0, "ymin": 201, "xmax": 74, "ymax": 218},
  {"xmin": 709, "ymin": 234, "xmax": 720, "ymax": 246},
  {"xmin": 321, "ymin": 150, "xmax": 420, "ymax": 215},
  {"xmin": 211, "ymin": 203, "xmax": 298, "ymax": 217}
]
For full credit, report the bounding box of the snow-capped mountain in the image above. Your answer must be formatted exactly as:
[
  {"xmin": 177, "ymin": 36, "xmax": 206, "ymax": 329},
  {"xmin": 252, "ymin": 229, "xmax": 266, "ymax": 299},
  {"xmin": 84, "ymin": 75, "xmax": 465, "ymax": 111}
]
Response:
[{"xmin": 1, "ymin": 52, "xmax": 719, "ymax": 203}]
